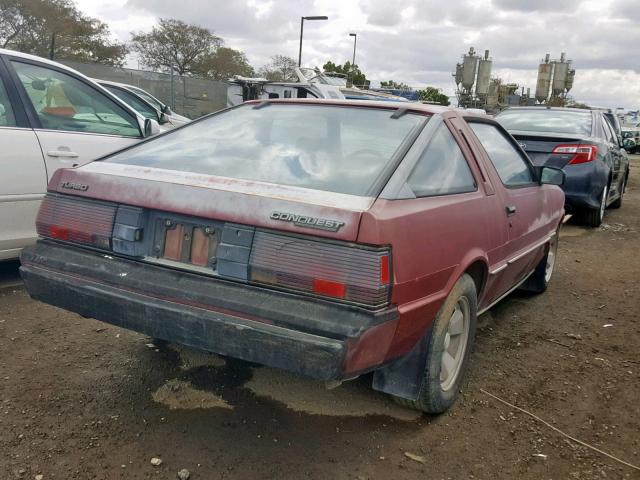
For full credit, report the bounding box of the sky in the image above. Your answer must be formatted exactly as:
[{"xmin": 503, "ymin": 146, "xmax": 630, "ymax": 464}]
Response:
[{"xmin": 75, "ymin": 0, "xmax": 640, "ymax": 108}]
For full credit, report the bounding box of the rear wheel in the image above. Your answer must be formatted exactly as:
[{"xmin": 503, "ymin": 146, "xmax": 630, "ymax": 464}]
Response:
[
  {"xmin": 583, "ymin": 185, "xmax": 607, "ymax": 227},
  {"xmin": 392, "ymin": 274, "xmax": 477, "ymax": 414},
  {"xmin": 520, "ymin": 230, "xmax": 558, "ymax": 293}
]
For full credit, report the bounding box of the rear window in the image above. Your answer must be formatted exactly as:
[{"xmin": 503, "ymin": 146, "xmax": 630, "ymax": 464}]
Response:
[
  {"xmin": 105, "ymin": 103, "xmax": 427, "ymax": 196},
  {"xmin": 496, "ymin": 109, "xmax": 592, "ymax": 136}
]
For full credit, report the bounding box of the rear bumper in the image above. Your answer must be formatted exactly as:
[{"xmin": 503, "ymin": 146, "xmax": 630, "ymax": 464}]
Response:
[
  {"xmin": 562, "ymin": 162, "xmax": 608, "ymax": 211},
  {"xmin": 20, "ymin": 241, "xmax": 399, "ymax": 381}
]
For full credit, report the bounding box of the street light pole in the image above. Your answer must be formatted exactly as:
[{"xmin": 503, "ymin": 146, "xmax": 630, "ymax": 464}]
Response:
[
  {"xmin": 298, "ymin": 17, "xmax": 304, "ymax": 67},
  {"xmin": 349, "ymin": 33, "xmax": 357, "ymax": 67},
  {"xmin": 349, "ymin": 33, "xmax": 357, "ymax": 86},
  {"xmin": 298, "ymin": 15, "xmax": 329, "ymax": 67}
]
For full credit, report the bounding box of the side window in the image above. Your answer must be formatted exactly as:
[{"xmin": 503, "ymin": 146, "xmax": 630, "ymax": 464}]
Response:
[
  {"xmin": 407, "ymin": 125, "xmax": 476, "ymax": 197},
  {"xmin": 104, "ymin": 85, "xmax": 159, "ymax": 121},
  {"xmin": 11, "ymin": 61, "xmax": 141, "ymax": 137},
  {"xmin": 468, "ymin": 122, "xmax": 534, "ymax": 187},
  {"xmin": 0, "ymin": 77, "xmax": 16, "ymax": 127},
  {"xmin": 602, "ymin": 117, "xmax": 616, "ymax": 144}
]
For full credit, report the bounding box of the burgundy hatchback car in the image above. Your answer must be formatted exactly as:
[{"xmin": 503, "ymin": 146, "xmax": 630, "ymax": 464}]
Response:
[{"xmin": 21, "ymin": 99, "xmax": 565, "ymax": 413}]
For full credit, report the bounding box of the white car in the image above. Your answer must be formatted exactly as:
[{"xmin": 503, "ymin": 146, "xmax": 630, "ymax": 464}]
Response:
[
  {"xmin": 94, "ymin": 79, "xmax": 191, "ymax": 130},
  {"xmin": 226, "ymin": 67, "xmax": 346, "ymax": 107},
  {"xmin": 0, "ymin": 48, "xmax": 160, "ymax": 260}
]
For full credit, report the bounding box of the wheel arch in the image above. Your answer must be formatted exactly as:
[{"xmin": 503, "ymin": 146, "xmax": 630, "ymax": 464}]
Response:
[{"xmin": 464, "ymin": 260, "xmax": 488, "ymax": 301}]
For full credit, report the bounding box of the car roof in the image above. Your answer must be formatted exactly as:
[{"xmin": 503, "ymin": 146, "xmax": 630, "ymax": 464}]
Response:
[
  {"xmin": 0, "ymin": 48, "xmax": 145, "ymax": 123},
  {"xmin": 0, "ymin": 48, "xmax": 94, "ymax": 77},
  {"xmin": 498, "ymin": 106, "xmax": 594, "ymax": 114},
  {"xmin": 244, "ymin": 98, "xmax": 466, "ymax": 117},
  {"xmin": 92, "ymin": 78, "xmax": 129, "ymax": 88}
]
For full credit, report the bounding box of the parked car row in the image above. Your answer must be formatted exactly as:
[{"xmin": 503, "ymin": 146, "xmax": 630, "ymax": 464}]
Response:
[
  {"xmin": 0, "ymin": 48, "xmax": 190, "ymax": 261},
  {"xmin": 95, "ymin": 79, "xmax": 191, "ymax": 131},
  {"xmin": 1, "ymin": 48, "xmax": 631, "ymax": 416}
]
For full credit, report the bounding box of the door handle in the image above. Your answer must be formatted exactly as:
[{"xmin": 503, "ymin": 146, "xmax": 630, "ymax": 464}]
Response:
[
  {"xmin": 47, "ymin": 150, "xmax": 79, "ymax": 158},
  {"xmin": 506, "ymin": 205, "xmax": 517, "ymax": 216}
]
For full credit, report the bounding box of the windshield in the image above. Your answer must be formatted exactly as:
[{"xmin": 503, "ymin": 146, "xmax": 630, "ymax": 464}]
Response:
[
  {"xmin": 105, "ymin": 103, "xmax": 428, "ymax": 196},
  {"xmin": 496, "ymin": 109, "xmax": 592, "ymax": 136},
  {"xmin": 318, "ymin": 75, "xmax": 348, "ymax": 87},
  {"xmin": 104, "ymin": 86, "xmax": 158, "ymax": 120},
  {"xmin": 127, "ymin": 86, "xmax": 165, "ymax": 111}
]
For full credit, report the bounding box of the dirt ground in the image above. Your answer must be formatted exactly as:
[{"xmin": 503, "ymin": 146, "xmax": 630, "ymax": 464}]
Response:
[{"xmin": 1, "ymin": 157, "xmax": 639, "ymax": 480}]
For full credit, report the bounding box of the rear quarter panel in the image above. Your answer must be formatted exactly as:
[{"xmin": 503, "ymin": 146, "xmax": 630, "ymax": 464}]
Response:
[{"xmin": 358, "ymin": 190, "xmax": 504, "ymax": 359}]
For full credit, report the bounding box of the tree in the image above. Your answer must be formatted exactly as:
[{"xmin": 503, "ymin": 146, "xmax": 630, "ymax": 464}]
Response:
[
  {"xmin": 417, "ymin": 86, "xmax": 450, "ymax": 106},
  {"xmin": 196, "ymin": 47, "xmax": 254, "ymax": 80},
  {"xmin": 0, "ymin": 0, "xmax": 26, "ymax": 48},
  {"xmin": 379, "ymin": 80, "xmax": 411, "ymax": 90},
  {"xmin": 258, "ymin": 55, "xmax": 298, "ymax": 82},
  {"xmin": 0, "ymin": 0, "xmax": 127, "ymax": 65},
  {"xmin": 565, "ymin": 98, "xmax": 591, "ymax": 109},
  {"xmin": 323, "ymin": 60, "xmax": 368, "ymax": 87},
  {"xmin": 130, "ymin": 19, "xmax": 222, "ymax": 76}
]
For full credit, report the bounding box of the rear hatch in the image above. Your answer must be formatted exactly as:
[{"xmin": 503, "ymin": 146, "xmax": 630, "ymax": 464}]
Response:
[
  {"xmin": 50, "ymin": 162, "xmax": 368, "ymax": 241},
  {"xmin": 509, "ymin": 131, "xmax": 589, "ymax": 168},
  {"xmin": 40, "ymin": 163, "xmax": 392, "ymax": 309}
]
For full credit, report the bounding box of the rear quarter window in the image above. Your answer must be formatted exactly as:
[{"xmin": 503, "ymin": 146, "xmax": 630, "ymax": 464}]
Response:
[
  {"xmin": 469, "ymin": 122, "xmax": 534, "ymax": 187},
  {"xmin": 407, "ymin": 124, "xmax": 476, "ymax": 197}
]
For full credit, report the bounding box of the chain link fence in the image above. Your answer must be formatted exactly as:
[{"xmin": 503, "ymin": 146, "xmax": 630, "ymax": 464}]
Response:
[{"xmin": 59, "ymin": 60, "xmax": 228, "ymax": 119}]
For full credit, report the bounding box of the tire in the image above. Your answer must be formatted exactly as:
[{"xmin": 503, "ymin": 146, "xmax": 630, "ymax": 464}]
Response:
[
  {"xmin": 520, "ymin": 230, "xmax": 559, "ymax": 293},
  {"xmin": 610, "ymin": 173, "xmax": 627, "ymax": 209},
  {"xmin": 392, "ymin": 274, "xmax": 477, "ymax": 414},
  {"xmin": 583, "ymin": 185, "xmax": 607, "ymax": 227}
]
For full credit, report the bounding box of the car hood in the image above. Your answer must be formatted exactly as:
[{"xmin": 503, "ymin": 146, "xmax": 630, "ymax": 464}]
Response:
[
  {"xmin": 169, "ymin": 113, "xmax": 191, "ymax": 124},
  {"xmin": 48, "ymin": 162, "xmax": 373, "ymax": 242}
]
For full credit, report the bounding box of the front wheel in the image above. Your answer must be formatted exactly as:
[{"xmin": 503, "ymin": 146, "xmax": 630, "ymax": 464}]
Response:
[
  {"xmin": 583, "ymin": 185, "xmax": 607, "ymax": 227},
  {"xmin": 392, "ymin": 274, "xmax": 477, "ymax": 414}
]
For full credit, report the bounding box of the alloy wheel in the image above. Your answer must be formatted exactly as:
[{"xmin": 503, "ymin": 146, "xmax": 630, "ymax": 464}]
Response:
[
  {"xmin": 544, "ymin": 235, "xmax": 558, "ymax": 284},
  {"xmin": 599, "ymin": 186, "xmax": 608, "ymax": 222},
  {"xmin": 440, "ymin": 297, "xmax": 471, "ymax": 391}
]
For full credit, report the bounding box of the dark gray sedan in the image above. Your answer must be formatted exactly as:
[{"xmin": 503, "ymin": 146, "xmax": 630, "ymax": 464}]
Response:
[{"xmin": 496, "ymin": 107, "xmax": 629, "ymax": 227}]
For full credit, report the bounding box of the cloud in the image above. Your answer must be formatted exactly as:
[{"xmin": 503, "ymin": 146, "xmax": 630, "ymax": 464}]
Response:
[
  {"xmin": 74, "ymin": 0, "xmax": 640, "ymax": 108},
  {"xmin": 492, "ymin": 0, "xmax": 582, "ymax": 12}
]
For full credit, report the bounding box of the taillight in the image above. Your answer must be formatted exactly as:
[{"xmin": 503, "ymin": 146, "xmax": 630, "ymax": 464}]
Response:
[
  {"xmin": 552, "ymin": 144, "xmax": 597, "ymax": 165},
  {"xmin": 249, "ymin": 231, "xmax": 391, "ymax": 308},
  {"xmin": 36, "ymin": 194, "xmax": 116, "ymax": 250}
]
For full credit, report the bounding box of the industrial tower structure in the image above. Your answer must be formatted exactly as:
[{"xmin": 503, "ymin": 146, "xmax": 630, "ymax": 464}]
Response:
[
  {"xmin": 453, "ymin": 48, "xmax": 576, "ymax": 112},
  {"xmin": 535, "ymin": 53, "xmax": 575, "ymax": 106}
]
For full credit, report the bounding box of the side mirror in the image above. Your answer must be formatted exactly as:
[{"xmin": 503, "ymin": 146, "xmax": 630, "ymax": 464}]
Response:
[
  {"xmin": 144, "ymin": 118, "xmax": 161, "ymax": 137},
  {"xmin": 161, "ymin": 105, "xmax": 173, "ymax": 115},
  {"xmin": 158, "ymin": 112, "xmax": 170, "ymax": 124},
  {"xmin": 540, "ymin": 166, "xmax": 565, "ymax": 186}
]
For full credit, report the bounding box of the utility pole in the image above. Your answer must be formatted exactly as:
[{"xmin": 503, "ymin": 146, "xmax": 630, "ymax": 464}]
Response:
[
  {"xmin": 49, "ymin": 32, "xmax": 56, "ymax": 60},
  {"xmin": 170, "ymin": 64, "xmax": 175, "ymax": 111}
]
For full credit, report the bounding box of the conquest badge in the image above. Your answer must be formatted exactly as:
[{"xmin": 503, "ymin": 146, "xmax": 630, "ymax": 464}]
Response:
[{"xmin": 270, "ymin": 211, "xmax": 345, "ymax": 232}]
